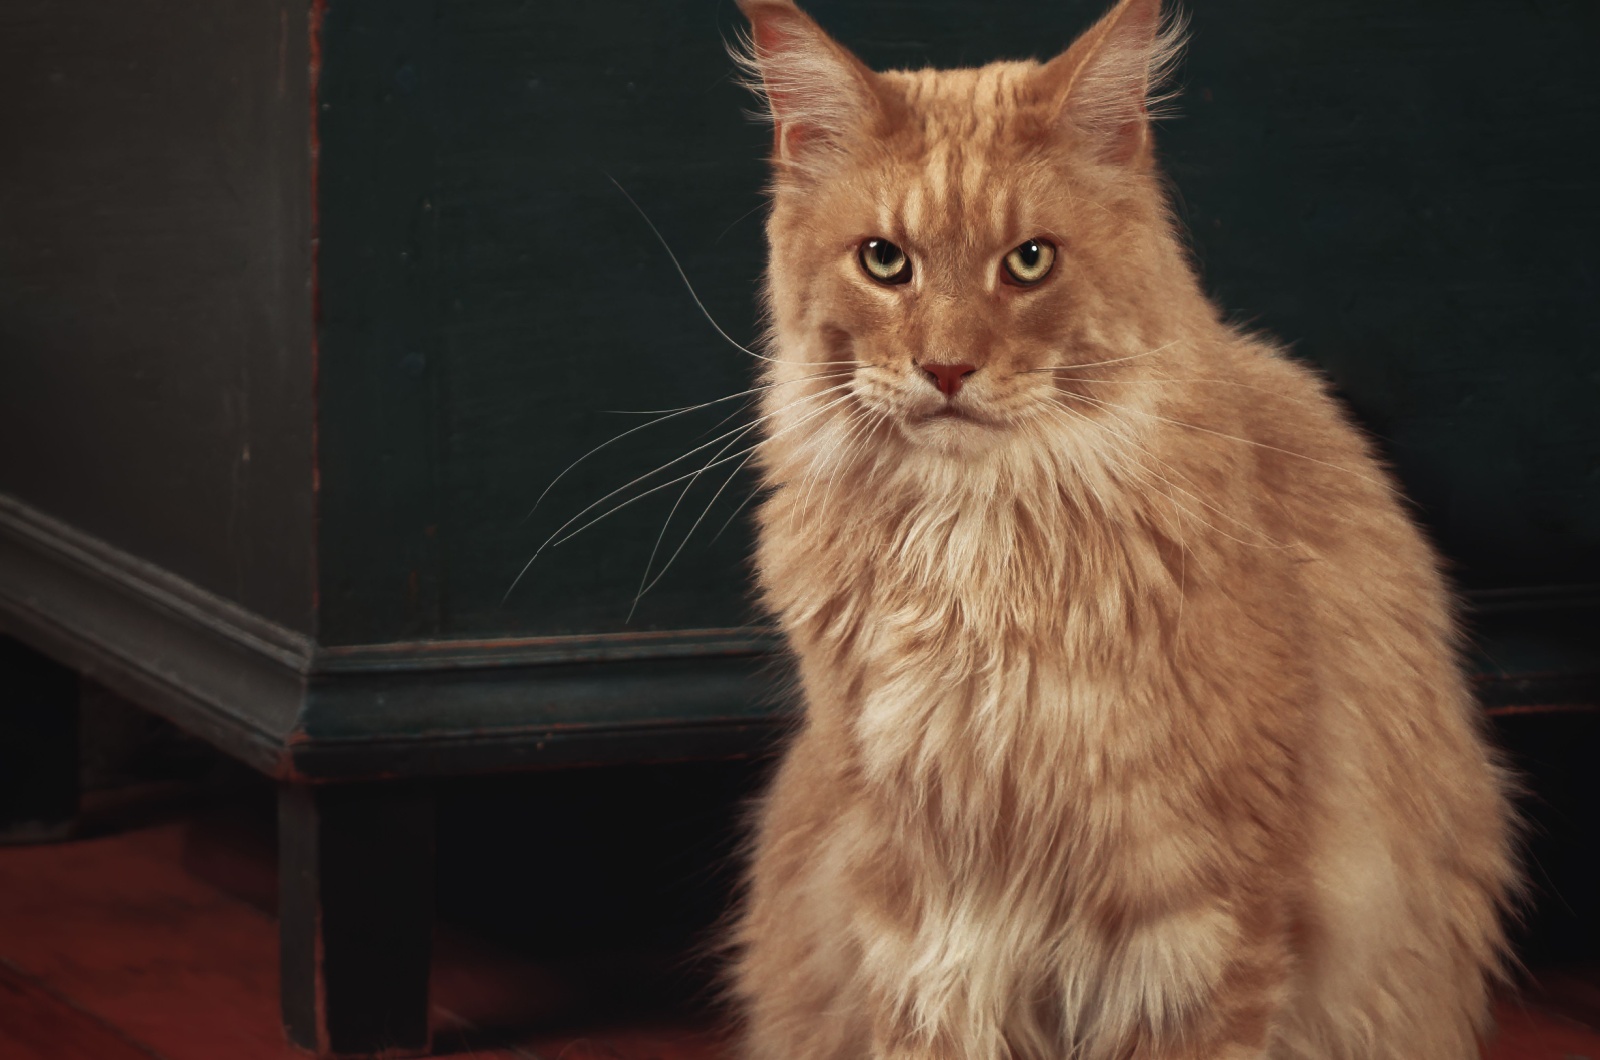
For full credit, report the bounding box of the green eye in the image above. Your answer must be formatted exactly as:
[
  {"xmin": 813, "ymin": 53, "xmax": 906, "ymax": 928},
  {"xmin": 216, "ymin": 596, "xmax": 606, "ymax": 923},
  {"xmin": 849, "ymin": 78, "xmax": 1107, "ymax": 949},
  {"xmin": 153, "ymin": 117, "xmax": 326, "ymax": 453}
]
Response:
[
  {"xmin": 1002, "ymin": 238, "xmax": 1056, "ymax": 285},
  {"xmin": 859, "ymin": 238, "xmax": 911, "ymax": 285}
]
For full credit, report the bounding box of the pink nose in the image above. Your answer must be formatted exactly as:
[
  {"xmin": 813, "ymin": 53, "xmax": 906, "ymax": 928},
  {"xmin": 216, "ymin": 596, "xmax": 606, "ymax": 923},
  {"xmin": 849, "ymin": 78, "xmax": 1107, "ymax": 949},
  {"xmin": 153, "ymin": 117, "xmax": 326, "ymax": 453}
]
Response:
[{"xmin": 922, "ymin": 362, "xmax": 977, "ymax": 397}]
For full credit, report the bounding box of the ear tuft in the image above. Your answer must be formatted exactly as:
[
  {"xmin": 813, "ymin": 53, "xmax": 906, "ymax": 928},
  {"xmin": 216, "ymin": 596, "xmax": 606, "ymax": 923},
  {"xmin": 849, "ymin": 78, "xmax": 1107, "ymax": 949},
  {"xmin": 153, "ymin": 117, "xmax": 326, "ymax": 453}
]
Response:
[
  {"xmin": 732, "ymin": 0, "xmax": 884, "ymax": 175},
  {"xmin": 1040, "ymin": 0, "xmax": 1189, "ymax": 167}
]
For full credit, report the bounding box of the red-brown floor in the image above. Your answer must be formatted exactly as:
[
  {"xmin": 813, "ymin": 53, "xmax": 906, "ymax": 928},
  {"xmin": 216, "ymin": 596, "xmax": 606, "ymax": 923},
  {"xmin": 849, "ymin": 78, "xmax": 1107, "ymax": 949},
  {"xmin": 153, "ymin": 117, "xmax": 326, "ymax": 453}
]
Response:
[{"xmin": 0, "ymin": 815, "xmax": 1596, "ymax": 1060}]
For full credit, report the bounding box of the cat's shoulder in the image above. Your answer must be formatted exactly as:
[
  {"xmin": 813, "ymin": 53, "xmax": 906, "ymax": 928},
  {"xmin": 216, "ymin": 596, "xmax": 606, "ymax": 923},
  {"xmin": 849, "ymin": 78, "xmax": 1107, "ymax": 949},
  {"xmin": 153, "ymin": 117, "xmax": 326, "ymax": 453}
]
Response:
[{"xmin": 1221, "ymin": 328, "xmax": 1349, "ymax": 420}]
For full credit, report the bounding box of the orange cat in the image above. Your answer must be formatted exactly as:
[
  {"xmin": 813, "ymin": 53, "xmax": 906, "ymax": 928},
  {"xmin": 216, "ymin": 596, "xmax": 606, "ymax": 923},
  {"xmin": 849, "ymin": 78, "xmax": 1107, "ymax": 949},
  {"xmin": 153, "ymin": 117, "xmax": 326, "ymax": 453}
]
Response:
[{"xmin": 727, "ymin": 0, "xmax": 1519, "ymax": 1056}]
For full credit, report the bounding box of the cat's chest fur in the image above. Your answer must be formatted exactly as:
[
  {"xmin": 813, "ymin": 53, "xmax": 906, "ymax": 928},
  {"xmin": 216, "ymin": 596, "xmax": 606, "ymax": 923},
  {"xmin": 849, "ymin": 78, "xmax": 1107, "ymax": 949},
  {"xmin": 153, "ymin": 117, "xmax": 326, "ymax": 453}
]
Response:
[{"xmin": 756, "ymin": 451, "xmax": 1190, "ymax": 794}]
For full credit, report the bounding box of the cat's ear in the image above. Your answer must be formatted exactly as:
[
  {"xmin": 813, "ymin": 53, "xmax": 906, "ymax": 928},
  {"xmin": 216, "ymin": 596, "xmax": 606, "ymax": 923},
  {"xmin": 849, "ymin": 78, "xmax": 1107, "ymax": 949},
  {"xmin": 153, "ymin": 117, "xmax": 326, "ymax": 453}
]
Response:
[
  {"xmin": 735, "ymin": 0, "xmax": 886, "ymax": 175},
  {"xmin": 1036, "ymin": 0, "xmax": 1185, "ymax": 168}
]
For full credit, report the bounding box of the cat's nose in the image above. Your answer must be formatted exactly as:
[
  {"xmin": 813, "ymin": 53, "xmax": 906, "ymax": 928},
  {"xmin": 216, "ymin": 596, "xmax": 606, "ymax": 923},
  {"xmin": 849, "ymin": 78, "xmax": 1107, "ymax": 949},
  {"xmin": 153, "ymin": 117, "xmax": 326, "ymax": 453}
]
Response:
[{"xmin": 921, "ymin": 363, "xmax": 977, "ymax": 397}]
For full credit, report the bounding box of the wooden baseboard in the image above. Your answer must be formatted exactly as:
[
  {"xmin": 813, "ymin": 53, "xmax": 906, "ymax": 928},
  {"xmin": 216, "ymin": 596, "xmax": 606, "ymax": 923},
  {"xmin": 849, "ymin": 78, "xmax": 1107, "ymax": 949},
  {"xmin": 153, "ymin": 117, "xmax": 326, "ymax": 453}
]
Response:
[{"xmin": 0, "ymin": 494, "xmax": 788, "ymax": 780}]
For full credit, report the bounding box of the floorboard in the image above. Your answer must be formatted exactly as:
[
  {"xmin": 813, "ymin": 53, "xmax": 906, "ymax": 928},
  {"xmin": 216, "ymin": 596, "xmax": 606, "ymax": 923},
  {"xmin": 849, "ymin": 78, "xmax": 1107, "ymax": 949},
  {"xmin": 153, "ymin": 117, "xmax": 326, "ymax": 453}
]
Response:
[{"xmin": 0, "ymin": 963, "xmax": 165, "ymax": 1060}]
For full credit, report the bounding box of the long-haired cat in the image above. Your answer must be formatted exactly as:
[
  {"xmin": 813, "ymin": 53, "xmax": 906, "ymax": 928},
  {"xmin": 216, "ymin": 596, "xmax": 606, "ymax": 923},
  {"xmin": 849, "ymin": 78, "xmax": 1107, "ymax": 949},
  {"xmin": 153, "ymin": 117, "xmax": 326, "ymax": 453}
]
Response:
[{"xmin": 726, "ymin": 0, "xmax": 1519, "ymax": 1056}]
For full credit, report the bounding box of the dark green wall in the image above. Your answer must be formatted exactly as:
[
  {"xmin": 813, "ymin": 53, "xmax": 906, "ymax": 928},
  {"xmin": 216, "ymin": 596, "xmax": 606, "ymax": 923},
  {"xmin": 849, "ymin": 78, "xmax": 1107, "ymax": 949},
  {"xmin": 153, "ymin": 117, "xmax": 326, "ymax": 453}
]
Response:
[
  {"xmin": 316, "ymin": 0, "xmax": 775, "ymax": 645},
  {"xmin": 315, "ymin": 0, "xmax": 1599, "ymax": 647},
  {"xmin": 1159, "ymin": 0, "xmax": 1600, "ymax": 594}
]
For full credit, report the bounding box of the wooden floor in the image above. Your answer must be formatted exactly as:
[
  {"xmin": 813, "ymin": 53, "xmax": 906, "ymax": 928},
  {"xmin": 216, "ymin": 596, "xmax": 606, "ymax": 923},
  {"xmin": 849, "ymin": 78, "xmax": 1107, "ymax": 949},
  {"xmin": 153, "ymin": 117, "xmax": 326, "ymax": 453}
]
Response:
[{"xmin": 0, "ymin": 815, "xmax": 1596, "ymax": 1060}]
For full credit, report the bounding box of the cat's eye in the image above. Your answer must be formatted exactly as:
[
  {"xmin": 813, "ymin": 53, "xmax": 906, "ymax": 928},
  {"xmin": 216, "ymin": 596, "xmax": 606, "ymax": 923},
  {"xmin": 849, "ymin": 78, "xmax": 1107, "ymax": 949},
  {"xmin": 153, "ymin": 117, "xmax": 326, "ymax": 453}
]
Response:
[
  {"xmin": 859, "ymin": 238, "xmax": 911, "ymax": 285},
  {"xmin": 1002, "ymin": 239, "xmax": 1056, "ymax": 286}
]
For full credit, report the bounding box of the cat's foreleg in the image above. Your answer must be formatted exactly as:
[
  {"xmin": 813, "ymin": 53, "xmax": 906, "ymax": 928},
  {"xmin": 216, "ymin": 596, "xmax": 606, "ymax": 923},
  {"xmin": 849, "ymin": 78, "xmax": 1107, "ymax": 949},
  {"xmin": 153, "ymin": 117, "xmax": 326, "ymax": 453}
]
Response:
[
  {"xmin": 850, "ymin": 919, "xmax": 1030, "ymax": 1060},
  {"xmin": 866, "ymin": 1023, "xmax": 1003, "ymax": 1060},
  {"xmin": 1113, "ymin": 896, "xmax": 1291, "ymax": 1060},
  {"xmin": 734, "ymin": 730, "xmax": 877, "ymax": 1060}
]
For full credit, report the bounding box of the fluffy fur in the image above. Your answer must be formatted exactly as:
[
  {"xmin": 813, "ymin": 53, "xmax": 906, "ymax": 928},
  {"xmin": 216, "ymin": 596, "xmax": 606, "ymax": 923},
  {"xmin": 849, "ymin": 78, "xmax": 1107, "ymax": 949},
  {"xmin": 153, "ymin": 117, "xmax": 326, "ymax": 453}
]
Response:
[{"xmin": 728, "ymin": 1, "xmax": 1519, "ymax": 1056}]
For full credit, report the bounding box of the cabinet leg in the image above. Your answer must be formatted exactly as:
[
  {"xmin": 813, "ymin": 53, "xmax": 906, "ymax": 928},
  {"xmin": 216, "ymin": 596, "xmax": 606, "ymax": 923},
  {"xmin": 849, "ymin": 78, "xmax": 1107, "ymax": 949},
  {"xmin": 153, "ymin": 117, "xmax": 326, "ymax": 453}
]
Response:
[
  {"xmin": 0, "ymin": 637, "xmax": 79, "ymax": 843},
  {"xmin": 278, "ymin": 782, "xmax": 435, "ymax": 1057}
]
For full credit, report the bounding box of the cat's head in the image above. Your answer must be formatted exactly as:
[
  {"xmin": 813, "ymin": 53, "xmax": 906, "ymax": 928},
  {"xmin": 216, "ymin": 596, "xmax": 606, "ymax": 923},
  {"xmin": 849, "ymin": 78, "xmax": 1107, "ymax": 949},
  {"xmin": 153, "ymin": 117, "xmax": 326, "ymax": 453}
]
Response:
[{"xmin": 738, "ymin": 0, "xmax": 1203, "ymax": 464}]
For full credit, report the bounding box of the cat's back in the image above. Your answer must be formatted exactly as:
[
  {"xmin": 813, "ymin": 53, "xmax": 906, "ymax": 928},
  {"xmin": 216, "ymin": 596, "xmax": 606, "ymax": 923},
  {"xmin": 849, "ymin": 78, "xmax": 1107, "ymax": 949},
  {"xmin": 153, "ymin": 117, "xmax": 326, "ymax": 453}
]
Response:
[{"xmin": 1205, "ymin": 336, "xmax": 1518, "ymax": 1056}]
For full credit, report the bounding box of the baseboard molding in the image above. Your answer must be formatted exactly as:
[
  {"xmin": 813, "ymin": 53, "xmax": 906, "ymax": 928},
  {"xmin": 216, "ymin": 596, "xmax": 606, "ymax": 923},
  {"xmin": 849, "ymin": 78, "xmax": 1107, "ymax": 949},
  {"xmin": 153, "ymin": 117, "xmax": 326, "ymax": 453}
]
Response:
[
  {"xmin": 0, "ymin": 494, "xmax": 787, "ymax": 780},
  {"xmin": 313, "ymin": 627, "xmax": 784, "ymax": 674},
  {"xmin": 0, "ymin": 496, "xmax": 310, "ymax": 773}
]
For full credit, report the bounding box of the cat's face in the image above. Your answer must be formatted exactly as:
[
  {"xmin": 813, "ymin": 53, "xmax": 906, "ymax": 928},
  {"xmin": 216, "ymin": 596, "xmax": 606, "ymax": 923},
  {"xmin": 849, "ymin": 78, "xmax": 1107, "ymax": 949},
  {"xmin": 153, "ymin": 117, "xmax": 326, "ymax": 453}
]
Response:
[
  {"xmin": 742, "ymin": 0, "xmax": 1188, "ymax": 458},
  {"xmin": 764, "ymin": 68, "xmax": 1162, "ymax": 451}
]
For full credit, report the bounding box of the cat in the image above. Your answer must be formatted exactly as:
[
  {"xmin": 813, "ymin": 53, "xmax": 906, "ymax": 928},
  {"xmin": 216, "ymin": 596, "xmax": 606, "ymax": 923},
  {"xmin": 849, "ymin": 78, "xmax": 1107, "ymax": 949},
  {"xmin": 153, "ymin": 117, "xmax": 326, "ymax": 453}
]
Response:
[{"xmin": 724, "ymin": 0, "xmax": 1520, "ymax": 1057}]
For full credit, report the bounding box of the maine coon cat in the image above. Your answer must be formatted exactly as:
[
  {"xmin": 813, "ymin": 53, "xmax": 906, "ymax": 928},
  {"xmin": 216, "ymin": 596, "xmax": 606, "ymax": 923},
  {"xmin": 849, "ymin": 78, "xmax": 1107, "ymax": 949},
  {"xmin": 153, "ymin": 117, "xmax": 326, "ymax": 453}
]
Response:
[{"xmin": 725, "ymin": 0, "xmax": 1520, "ymax": 1056}]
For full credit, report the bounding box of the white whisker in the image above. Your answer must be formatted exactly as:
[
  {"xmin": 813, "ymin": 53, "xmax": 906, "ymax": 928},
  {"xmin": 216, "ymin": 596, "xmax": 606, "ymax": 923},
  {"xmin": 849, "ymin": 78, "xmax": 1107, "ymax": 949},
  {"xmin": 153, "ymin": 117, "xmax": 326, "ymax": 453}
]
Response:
[
  {"xmin": 543, "ymin": 391, "xmax": 857, "ymax": 554},
  {"xmin": 545, "ymin": 382, "xmax": 852, "ymax": 550},
  {"xmin": 710, "ymin": 476, "xmax": 764, "ymax": 544},
  {"xmin": 629, "ymin": 419, "xmax": 764, "ymax": 619},
  {"xmin": 522, "ymin": 368, "xmax": 849, "ymax": 527},
  {"xmin": 1023, "ymin": 341, "xmax": 1180, "ymax": 374},
  {"xmin": 809, "ymin": 406, "xmax": 882, "ymax": 526},
  {"xmin": 504, "ymin": 382, "xmax": 853, "ymax": 600},
  {"xmin": 608, "ymin": 174, "xmax": 823, "ymax": 368},
  {"xmin": 638, "ymin": 447, "xmax": 761, "ymax": 600},
  {"xmin": 603, "ymin": 367, "xmax": 858, "ymax": 416},
  {"xmin": 1048, "ymin": 397, "xmax": 1293, "ymax": 550},
  {"xmin": 1050, "ymin": 375, "xmax": 1281, "ymax": 396},
  {"xmin": 1065, "ymin": 388, "xmax": 1384, "ymax": 489}
]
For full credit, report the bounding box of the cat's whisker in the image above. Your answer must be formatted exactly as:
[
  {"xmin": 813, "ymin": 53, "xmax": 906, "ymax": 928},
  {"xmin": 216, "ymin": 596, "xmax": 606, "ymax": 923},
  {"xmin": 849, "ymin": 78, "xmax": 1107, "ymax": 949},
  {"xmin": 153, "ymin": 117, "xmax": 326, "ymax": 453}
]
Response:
[
  {"xmin": 602, "ymin": 367, "xmax": 858, "ymax": 416},
  {"xmin": 608, "ymin": 174, "xmax": 829, "ymax": 368},
  {"xmin": 504, "ymin": 383, "xmax": 854, "ymax": 600},
  {"xmin": 542, "ymin": 391, "xmax": 857, "ymax": 554},
  {"xmin": 1022, "ymin": 341, "xmax": 1181, "ymax": 374},
  {"xmin": 1047, "ymin": 398, "xmax": 1292, "ymax": 551},
  {"xmin": 630, "ymin": 418, "xmax": 765, "ymax": 619},
  {"xmin": 710, "ymin": 474, "xmax": 764, "ymax": 544},
  {"xmin": 794, "ymin": 409, "xmax": 852, "ymax": 515},
  {"xmin": 638, "ymin": 446, "xmax": 761, "ymax": 599},
  {"xmin": 698, "ymin": 398, "xmax": 766, "ymax": 448},
  {"xmin": 780, "ymin": 392, "xmax": 857, "ymax": 521},
  {"xmin": 607, "ymin": 174, "xmax": 775, "ymax": 364},
  {"xmin": 1050, "ymin": 394, "xmax": 1285, "ymax": 545},
  {"xmin": 774, "ymin": 393, "xmax": 876, "ymax": 521},
  {"xmin": 1113, "ymin": 444, "xmax": 1287, "ymax": 551},
  {"xmin": 1049, "ymin": 375, "xmax": 1283, "ymax": 397},
  {"xmin": 1125, "ymin": 455, "xmax": 1279, "ymax": 554},
  {"xmin": 794, "ymin": 404, "xmax": 872, "ymax": 522},
  {"xmin": 715, "ymin": 198, "xmax": 770, "ymax": 244},
  {"xmin": 821, "ymin": 408, "xmax": 878, "ymax": 493},
  {"xmin": 521, "ymin": 367, "xmax": 853, "ymax": 528},
  {"xmin": 1063, "ymin": 388, "xmax": 1387, "ymax": 490},
  {"xmin": 1047, "ymin": 407, "xmax": 1121, "ymax": 522},
  {"xmin": 815, "ymin": 407, "xmax": 884, "ymax": 524},
  {"xmin": 683, "ymin": 374, "xmax": 850, "ymax": 457},
  {"xmin": 628, "ymin": 370, "xmax": 860, "ymax": 609},
  {"xmin": 540, "ymin": 382, "xmax": 853, "ymax": 553}
]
